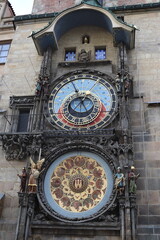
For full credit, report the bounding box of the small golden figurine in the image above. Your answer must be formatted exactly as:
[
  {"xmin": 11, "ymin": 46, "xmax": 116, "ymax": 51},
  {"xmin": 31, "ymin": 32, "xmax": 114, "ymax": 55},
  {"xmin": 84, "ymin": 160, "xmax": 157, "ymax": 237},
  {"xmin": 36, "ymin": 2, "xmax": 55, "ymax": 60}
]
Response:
[{"xmin": 83, "ymin": 35, "xmax": 89, "ymax": 44}]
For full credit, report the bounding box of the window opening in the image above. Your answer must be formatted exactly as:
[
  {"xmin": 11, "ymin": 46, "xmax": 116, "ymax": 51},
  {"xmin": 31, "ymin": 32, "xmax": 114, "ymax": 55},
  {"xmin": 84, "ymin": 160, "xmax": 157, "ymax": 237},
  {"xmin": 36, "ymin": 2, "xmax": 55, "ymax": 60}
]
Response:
[
  {"xmin": 65, "ymin": 49, "xmax": 76, "ymax": 61},
  {"xmin": 95, "ymin": 47, "xmax": 106, "ymax": 60},
  {"xmin": 17, "ymin": 109, "xmax": 30, "ymax": 132},
  {"xmin": 0, "ymin": 42, "xmax": 11, "ymax": 64}
]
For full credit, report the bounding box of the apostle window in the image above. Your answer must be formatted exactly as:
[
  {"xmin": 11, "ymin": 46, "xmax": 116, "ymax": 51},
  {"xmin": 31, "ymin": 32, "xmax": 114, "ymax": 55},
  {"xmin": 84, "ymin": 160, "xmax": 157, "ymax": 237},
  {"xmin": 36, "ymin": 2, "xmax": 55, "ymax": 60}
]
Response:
[
  {"xmin": 0, "ymin": 42, "xmax": 11, "ymax": 64},
  {"xmin": 65, "ymin": 49, "xmax": 76, "ymax": 61},
  {"xmin": 95, "ymin": 47, "xmax": 106, "ymax": 60}
]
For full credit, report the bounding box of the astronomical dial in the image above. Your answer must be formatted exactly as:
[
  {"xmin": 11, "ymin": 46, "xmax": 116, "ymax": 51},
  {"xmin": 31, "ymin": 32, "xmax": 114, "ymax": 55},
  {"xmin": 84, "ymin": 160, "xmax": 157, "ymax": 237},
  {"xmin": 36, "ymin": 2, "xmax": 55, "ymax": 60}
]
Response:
[
  {"xmin": 62, "ymin": 92, "xmax": 101, "ymax": 125},
  {"xmin": 48, "ymin": 74, "xmax": 117, "ymax": 130}
]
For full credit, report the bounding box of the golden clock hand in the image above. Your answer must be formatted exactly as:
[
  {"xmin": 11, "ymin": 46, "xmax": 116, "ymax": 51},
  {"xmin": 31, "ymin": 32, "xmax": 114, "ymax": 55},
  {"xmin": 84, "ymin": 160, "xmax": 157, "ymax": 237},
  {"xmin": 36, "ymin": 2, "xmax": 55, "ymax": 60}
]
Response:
[{"xmin": 81, "ymin": 80, "xmax": 99, "ymax": 102}]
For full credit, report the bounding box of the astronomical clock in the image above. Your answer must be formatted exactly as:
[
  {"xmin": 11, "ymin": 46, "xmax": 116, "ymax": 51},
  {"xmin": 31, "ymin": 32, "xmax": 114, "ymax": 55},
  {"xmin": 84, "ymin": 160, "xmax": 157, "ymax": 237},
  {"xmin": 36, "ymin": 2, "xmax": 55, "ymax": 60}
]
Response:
[
  {"xmin": 1, "ymin": 1, "xmax": 136, "ymax": 239},
  {"xmin": 47, "ymin": 73, "xmax": 118, "ymax": 130},
  {"xmin": 38, "ymin": 71, "xmax": 119, "ymax": 224},
  {"xmin": 14, "ymin": 44, "xmax": 133, "ymax": 238}
]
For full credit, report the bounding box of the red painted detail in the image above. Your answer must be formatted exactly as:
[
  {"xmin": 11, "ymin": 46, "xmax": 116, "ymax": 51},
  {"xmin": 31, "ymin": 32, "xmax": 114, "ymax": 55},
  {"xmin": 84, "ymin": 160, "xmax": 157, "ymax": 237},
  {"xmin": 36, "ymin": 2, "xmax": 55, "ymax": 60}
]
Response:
[{"xmin": 56, "ymin": 103, "xmax": 107, "ymax": 128}]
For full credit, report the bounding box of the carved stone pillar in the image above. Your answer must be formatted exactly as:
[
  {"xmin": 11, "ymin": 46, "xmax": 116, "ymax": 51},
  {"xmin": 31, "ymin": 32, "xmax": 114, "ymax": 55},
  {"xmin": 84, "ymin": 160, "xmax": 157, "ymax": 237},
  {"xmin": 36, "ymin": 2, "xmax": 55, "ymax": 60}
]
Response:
[
  {"xmin": 130, "ymin": 195, "xmax": 137, "ymax": 240},
  {"xmin": 34, "ymin": 47, "xmax": 52, "ymax": 131},
  {"xmin": 15, "ymin": 193, "xmax": 28, "ymax": 240},
  {"xmin": 119, "ymin": 196, "xmax": 125, "ymax": 240},
  {"xmin": 125, "ymin": 202, "xmax": 132, "ymax": 240},
  {"xmin": 124, "ymin": 165, "xmax": 132, "ymax": 240},
  {"xmin": 24, "ymin": 193, "xmax": 37, "ymax": 240}
]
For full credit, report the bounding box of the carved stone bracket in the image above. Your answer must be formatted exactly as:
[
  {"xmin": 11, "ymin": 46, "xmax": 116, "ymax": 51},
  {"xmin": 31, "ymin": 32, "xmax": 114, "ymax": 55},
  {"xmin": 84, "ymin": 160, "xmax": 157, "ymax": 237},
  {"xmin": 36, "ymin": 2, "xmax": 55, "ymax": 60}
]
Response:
[
  {"xmin": 129, "ymin": 195, "xmax": 136, "ymax": 208},
  {"xmin": 118, "ymin": 143, "xmax": 133, "ymax": 154},
  {"xmin": 27, "ymin": 193, "xmax": 37, "ymax": 216},
  {"xmin": 118, "ymin": 196, "xmax": 125, "ymax": 209},
  {"xmin": 58, "ymin": 60, "xmax": 112, "ymax": 68},
  {"xmin": 96, "ymin": 201, "xmax": 119, "ymax": 223},
  {"xmin": 18, "ymin": 192, "xmax": 28, "ymax": 207},
  {"xmin": 1, "ymin": 128, "xmax": 132, "ymax": 163},
  {"xmin": 1, "ymin": 134, "xmax": 43, "ymax": 160},
  {"xmin": 10, "ymin": 96, "xmax": 35, "ymax": 108}
]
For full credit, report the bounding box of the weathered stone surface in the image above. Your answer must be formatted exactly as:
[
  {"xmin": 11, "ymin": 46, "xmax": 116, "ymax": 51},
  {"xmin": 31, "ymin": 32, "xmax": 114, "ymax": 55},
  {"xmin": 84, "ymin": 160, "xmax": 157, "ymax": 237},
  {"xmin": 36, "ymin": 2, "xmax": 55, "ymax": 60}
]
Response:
[
  {"xmin": 0, "ymin": 0, "xmax": 160, "ymax": 239},
  {"xmin": 137, "ymin": 235, "xmax": 159, "ymax": 240},
  {"xmin": 138, "ymin": 205, "xmax": 149, "ymax": 216},
  {"xmin": 32, "ymin": 0, "xmax": 160, "ymax": 14},
  {"xmin": 137, "ymin": 226, "xmax": 153, "ymax": 234},
  {"xmin": 32, "ymin": 0, "xmax": 75, "ymax": 14}
]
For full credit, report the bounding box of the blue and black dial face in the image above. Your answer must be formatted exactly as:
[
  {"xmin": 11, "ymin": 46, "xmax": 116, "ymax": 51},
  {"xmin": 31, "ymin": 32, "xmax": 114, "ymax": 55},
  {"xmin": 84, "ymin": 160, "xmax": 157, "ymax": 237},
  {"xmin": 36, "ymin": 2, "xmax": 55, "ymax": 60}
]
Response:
[
  {"xmin": 70, "ymin": 96, "xmax": 93, "ymax": 114},
  {"xmin": 48, "ymin": 74, "xmax": 117, "ymax": 130}
]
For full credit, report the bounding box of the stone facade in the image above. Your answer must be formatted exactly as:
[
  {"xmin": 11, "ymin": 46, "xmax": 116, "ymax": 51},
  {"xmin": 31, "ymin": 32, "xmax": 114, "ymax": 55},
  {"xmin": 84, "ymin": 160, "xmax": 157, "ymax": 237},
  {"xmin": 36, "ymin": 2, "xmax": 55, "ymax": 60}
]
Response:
[
  {"xmin": 32, "ymin": 0, "xmax": 77, "ymax": 14},
  {"xmin": 32, "ymin": 0, "xmax": 160, "ymax": 13},
  {"xmin": 104, "ymin": 0, "xmax": 160, "ymax": 7},
  {"xmin": 126, "ymin": 10, "xmax": 160, "ymax": 239},
  {"xmin": 0, "ymin": 1, "xmax": 160, "ymax": 240}
]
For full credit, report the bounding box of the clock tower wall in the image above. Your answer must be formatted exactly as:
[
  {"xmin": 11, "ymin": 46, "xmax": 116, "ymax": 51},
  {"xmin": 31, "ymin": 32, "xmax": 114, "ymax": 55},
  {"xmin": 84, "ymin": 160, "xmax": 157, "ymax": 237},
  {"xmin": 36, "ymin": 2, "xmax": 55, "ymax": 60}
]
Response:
[
  {"xmin": 32, "ymin": 0, "xmax": 160, "ymax": 14},
  {"xmin": 51, "ymin": 26, "xmax": 118, "ymax": 79},
  {"xmin": 103, "ymin": 0, "xmax": 160, "ymax": 7},
  {"xmin": 32, "ymin": 0, "xmax": 79, "ymax": 14},
  {"xmin": 4, "ymin": 2, "xmax": 160, "ymax": 240}
]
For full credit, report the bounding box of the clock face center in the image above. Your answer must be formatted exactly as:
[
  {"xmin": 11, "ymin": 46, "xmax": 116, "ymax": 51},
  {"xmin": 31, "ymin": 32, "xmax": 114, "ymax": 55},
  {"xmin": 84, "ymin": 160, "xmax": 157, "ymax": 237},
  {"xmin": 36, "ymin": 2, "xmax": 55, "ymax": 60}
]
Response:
[
  {"xmin": 62, "ymin": 92, "xmax": 101, "ymax": 125},
  {"xmin": 70, "ymin": 96, "xmax": 93, "ymax": 113},
  {"xmin": 69, "ymin": 173, "xmax": 88, "ymax": 193}
]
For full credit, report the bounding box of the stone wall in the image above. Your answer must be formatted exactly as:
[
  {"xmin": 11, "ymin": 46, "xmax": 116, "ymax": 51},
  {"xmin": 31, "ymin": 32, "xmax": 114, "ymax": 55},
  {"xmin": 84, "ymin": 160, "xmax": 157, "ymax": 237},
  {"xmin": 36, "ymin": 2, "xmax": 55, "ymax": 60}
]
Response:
[
  {"xmin": 52, "ymin": 25, "xmax": 118, "ymax": 78},
  {"xmin": 0, "ymin": 4, "xmax": 160, "ymax": 240},
  {"xmin": 32, "ymin": 0, "xmax": 76, "ymax": 14},
  {"xmin": 104, "ymin": 0, "xmax": 160, "ymax": 7},
  {"xmin": 0, "ymin": 152, "xmax": 25, "ymax": 240},
  {"xmin": 126, "ymin": 10, "xmax": 160, "ymax": 240},
  {"xmin": 0, "ymin": 22, "xmax": 44, "ymax": 113},
  {"xmin": 0, "ymin": 20, "xmax": 45, "ymax": 239},
  {"xmin": 32, "ymin": 236, "xmax": 119, "ymax": 240},
  {"xmin": 0, "ymin": 31, "xmax": 14, "ymax": 113},
  {"xmin": 32, "ymin": 0, "xmax": 160, "ymax": 14}
]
